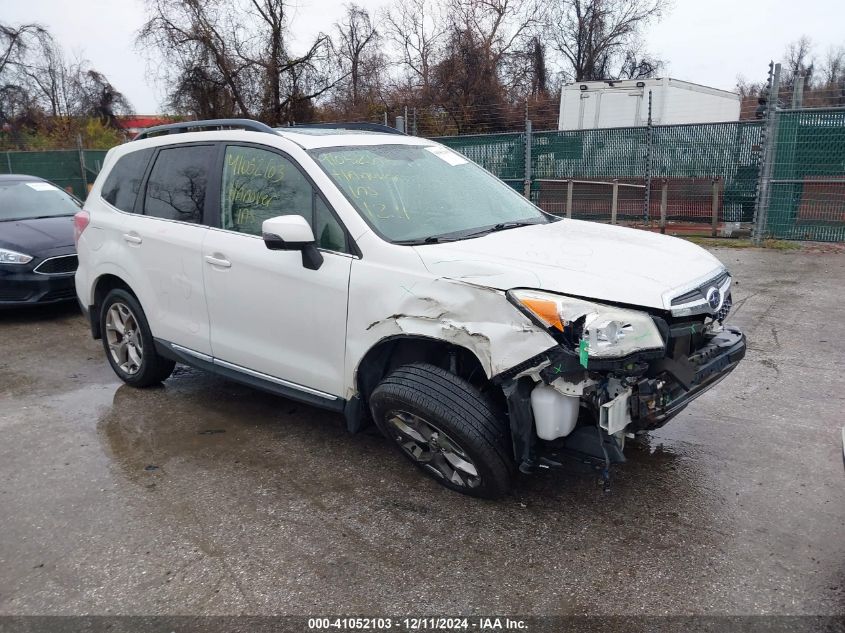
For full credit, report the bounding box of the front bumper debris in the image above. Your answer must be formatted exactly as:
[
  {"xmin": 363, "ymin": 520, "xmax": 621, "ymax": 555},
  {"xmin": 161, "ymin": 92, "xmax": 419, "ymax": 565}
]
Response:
[
  {"xmin": 500, "ymin": 323, "xmax": 746, "ymax": 473},
  {"xmin": 632, "ymin": 326, "xmax": 746, "ymax": 431}
]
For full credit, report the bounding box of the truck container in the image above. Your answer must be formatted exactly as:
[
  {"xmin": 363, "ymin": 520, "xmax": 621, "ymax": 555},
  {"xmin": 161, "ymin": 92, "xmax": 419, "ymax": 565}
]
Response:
[{"xmin": 559, "ymin": 78, "xmax": 741, "ymax": 130}]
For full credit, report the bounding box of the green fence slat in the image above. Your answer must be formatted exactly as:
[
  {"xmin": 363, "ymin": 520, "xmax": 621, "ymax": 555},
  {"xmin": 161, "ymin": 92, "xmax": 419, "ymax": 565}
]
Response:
[
  {"xmin": 766, "ymin": 109, "xmax": 845, "ymax": 241},
  {"xmin": 3, "ymin": 111, "xmax": 844, "ymax": 242},
  {"xmin": 1, "ymin": 149, "xmax": 111, "ymax": 199},
  {"xmin": 433, "ymin": 132, "xmax": 526, "ymax": 181},
  {"xmin": 433, "ymin": 121, "xmax": 769, "ymax": 227}
]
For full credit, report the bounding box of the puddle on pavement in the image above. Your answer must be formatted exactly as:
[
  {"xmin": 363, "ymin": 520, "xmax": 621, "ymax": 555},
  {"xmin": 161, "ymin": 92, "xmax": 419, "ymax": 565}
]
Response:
[{"xmin": 95, "ymin": 370, "xmax": 380, "ymax": 499}]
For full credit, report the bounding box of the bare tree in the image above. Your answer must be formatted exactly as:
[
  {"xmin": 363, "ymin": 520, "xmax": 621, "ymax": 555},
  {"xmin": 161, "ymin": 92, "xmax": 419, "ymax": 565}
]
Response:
[
  {"xmin": 169, "ymin": 64, "xmax": 239, "ymax": 119},
  {"xmin": 245, "ymin": 0, "xmax": 333, "ymax": 123},
  {"xmin": 735, "ymin": 74, "xmax": 766, "ymax": 119},
  {"xmin": 431, "ymin": 27, "xmax": 512, "ymax": 133},
  {"xmin": 498, "ymin": 35, "xmax": 547, "ymax": 98},
  {"xmin": 16, "ymin": 29, "xmax": 74, "ymax": 117},
  {"xmin": 137, "ymin": 0, "xmax": 334, "ymax": 124},
  {"xmin": 76, "ymin": 69, "xmax": 133, "ymax": 127},
  {"xmin": 0, "ymin": 21, "xmax": 132, "ymax": 149},
  {"xmin": 0, "ymin": 23, "xmax": 46, "ymax": 78},
  {"xmin": 334, "ymin": 4, "xmax": 382, "ymax": 110},
  {"xmin": 548, "ymin": 0, "xmax": 668, "ymax": 82},
  {"xmin": 529, "ymin": 36, "xmax": 548, "ymax": 96},
  {"xmin": 0, "ymin": 23, "xmax": 42, "ymax": 139},
  {"xmin": 138, "ymin": 0, "xmax": 254, "ymax": 117},
  {"xmin": 618, "ymin": 48, "xmax": 662, "ymax": 79},
  {"xmin": 819, "ymin": 46, "xmax": 845, "ymax": 87},
  {"xmin": 803, "ymin": 44, "xmax": 845, "ymax": 106},
  {"xmin": 445, "ymin": 0, "xmax": 545, "ymax": 66},
  {"xmin": 416, "ymin": 0, "xmax": 545, "ymax": 132},
  {"xmin": 783, "ymin": 35, "xmax": 814, "ymax": 88},
  {"xmin": 1, "ymin": 21, "xmax": 132, "ymax": 124},
  {"xmin": 0, "ymin": 82, "xmax": 37, "ymax": 147},
  {"xmin": 384, "ymin": 0, "xmax": 444, "ymax": 98}
]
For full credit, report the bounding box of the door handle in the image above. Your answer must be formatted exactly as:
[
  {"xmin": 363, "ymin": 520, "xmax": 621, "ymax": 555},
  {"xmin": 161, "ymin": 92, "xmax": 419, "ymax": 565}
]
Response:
[
  {"xmin": 122, "ymin": 233, "xmax": 142, "ymax": 245},
  {"xmin": 204, "ymin": 255, "xmax": 232, "ymax": 268}
]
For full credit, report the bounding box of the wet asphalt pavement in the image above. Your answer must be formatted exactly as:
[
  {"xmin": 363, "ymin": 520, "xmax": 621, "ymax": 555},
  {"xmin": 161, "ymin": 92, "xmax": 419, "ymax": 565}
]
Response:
[{"xmin": 0, "ymin": 246, "xmax": 843, "ymax": 617}]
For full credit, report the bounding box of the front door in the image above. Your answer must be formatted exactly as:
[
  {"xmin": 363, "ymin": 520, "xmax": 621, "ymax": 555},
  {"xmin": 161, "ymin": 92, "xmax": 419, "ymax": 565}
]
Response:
[{"xmin": 202, "ymin": 144, "xmax": 352, "ymax": 397}]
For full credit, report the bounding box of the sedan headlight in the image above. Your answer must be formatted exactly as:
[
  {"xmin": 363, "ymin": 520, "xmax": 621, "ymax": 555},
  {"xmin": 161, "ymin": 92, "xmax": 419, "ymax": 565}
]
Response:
[
  {"xmin": 0, "ymin": 248, "xmax": 33, "ymax": 265},
  {"xmin": 509, "ymin": 289, "xmax": 665, "ymax": 360}
]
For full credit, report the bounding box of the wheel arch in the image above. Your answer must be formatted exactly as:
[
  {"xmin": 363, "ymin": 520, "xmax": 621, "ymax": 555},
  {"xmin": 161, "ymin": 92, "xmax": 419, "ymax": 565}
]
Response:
[
  {"xmin": 345, "ymin": 334, "xmax": 497, "ymax": 434},
  {"xmin": 355, "ymin": 334, "xmax": 489, "ymax": 400},
  {"xmin": 89, "ymin": 273, "xmax": 138, "ymax": 339}
]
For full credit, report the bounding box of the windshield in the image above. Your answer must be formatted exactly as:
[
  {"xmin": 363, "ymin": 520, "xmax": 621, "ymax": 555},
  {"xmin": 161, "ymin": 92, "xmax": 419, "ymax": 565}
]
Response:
[
  {"xmin": 0, "ymin": 180, "xmax": 81, "ymax": 221},
  {"xmin": 309, "ymin": 144, "xmax": 547, "ymax": 243}
]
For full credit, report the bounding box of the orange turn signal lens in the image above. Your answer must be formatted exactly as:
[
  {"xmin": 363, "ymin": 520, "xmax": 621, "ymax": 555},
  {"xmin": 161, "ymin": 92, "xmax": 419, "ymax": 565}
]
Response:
[{"xmin": 521, "ymin": 297, "xmax": 564, "ymax": 331}]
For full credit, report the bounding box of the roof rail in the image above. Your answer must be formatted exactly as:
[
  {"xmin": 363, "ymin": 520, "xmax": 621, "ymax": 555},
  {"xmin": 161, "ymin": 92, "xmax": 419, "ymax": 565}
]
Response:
[
  {"xmin": 133, "ymin": 118, "xmax": 277, "ymax": 141},
  {"xmin": 283, "ymin": 122, "xmax": 406, "ymax": 135}
]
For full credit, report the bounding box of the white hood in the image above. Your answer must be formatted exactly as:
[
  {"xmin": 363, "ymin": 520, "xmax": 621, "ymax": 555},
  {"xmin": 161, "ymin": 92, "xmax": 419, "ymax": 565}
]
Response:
[{"xmin": 413, "ymin": 219, "xmax": 726, "ymax": 311}]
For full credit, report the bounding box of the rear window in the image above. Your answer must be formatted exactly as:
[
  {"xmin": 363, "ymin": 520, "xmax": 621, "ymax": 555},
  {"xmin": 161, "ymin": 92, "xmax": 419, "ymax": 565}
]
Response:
[
  {"xmin": 0, "ymin": 180, "xmax": 81, "ymax": 222},
  {"xmin": 143, "ymin": 145, "xmax": 215, "ymax": 224},
  {"xmin": 101, "ymin": 149, "xmax": 154, "ymax": 213}
]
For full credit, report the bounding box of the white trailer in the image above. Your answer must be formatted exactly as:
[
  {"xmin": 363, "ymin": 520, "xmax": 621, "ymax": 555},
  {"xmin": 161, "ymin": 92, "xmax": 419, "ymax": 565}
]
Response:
[{"xmin": 558, "ymin": 78, "xmax": 741, "ymax": 130}]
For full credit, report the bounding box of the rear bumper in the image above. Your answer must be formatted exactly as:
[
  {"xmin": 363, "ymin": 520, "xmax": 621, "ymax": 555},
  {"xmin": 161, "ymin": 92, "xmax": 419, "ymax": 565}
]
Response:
[
  {"xmin": 0, "ymin": 268, "xmax": 77, "ymax": 307},
  {"xmin": 632, "ymin": 326, "xmax": 746, "ymax": 430}
]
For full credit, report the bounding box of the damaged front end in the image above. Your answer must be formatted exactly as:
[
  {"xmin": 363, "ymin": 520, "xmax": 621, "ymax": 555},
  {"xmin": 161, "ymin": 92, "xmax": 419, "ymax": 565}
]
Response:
[{"xmin": 496, "ymin": 283, "xmax": 746, "ymax": 475}]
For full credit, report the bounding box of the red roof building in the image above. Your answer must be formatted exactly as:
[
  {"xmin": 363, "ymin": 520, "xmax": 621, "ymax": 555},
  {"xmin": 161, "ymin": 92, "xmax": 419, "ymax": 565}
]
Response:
[{"xmin": 117, "ymin": 116, "xmax": 175, "ymax": 136}]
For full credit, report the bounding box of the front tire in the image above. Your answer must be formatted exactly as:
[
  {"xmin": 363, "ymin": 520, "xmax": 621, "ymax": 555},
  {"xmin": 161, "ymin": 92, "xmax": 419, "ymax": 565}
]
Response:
[
  {"xmin": 370, "ymin": 363, "xmax": 514, "ymax": 498},
  {"xmin": 100, "ymin": 289, "xmax": 175, "ymax": 387}
]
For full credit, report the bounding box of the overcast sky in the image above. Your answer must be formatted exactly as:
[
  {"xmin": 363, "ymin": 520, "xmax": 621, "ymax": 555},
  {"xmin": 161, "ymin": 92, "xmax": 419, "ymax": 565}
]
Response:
[{"xmin": 4, "ymin": 0, "xmax": 844, "ymax": 113}]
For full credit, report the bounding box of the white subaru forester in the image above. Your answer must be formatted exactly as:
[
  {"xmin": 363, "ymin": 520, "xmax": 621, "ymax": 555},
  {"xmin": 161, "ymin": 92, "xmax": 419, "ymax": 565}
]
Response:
[{"xmin": 74, "ymin": 119, "xmax": 746, "ymax": 498}]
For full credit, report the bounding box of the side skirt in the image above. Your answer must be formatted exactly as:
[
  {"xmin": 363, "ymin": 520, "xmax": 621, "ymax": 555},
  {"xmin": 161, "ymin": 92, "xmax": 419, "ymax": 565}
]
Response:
[{"xmin": 154, "ymin": 339, "xmax": 346, "ymax": 414}]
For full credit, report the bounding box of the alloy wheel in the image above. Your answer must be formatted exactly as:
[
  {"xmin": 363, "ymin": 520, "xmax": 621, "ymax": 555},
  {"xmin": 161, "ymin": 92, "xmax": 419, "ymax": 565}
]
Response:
[
  {"xmin": 386, "ymin": 410, "xmax": 482, "ymax": 488},
  {"xmin": 105, "ymin": 302, "xmax": 143, "ymax": 375}
]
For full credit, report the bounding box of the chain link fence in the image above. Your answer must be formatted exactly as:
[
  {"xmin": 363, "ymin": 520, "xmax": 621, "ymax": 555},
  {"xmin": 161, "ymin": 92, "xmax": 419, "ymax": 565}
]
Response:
[
  {"xmin": 436, "ymin": 105, "xmax": 845, "ymax": 242},
  {"xmin": 1, "ymin": 149, "xmax": 108, "ymax": 199},
  {"xmin": 437, "ymin": 122, "xmax": 767, "ymax": 237},
  {"xmin": 765, "ymin": 108, "xmax": 845, "ymax": 241},
  {"xmin": 2, "ymin": 98, "xmax": 843, "ymax": 241},
  {"xmin": 436, "ymin": 131, "xmax": 527, "ymax": 191}
]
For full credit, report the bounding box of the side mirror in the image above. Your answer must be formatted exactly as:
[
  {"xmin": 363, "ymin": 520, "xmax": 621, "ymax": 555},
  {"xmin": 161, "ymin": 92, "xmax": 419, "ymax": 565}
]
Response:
[{"xmin": 261, "ymin": 215, "xmax": 323, "ymax": 270}]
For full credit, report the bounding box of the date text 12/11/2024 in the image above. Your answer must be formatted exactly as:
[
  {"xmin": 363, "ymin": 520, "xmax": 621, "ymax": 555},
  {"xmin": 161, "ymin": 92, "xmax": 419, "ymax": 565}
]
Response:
[{"xmin": 307, "ymin": 617, "xmax": 529, "ymax": 631}]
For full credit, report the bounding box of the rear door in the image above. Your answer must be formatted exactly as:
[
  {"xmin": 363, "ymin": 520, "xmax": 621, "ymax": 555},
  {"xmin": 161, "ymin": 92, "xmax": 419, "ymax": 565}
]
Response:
[
  {"xmin": 81, "ymin": 148, "xmax": 154, "ymax": 305},
  {"xmin": 121, "ymin": 143, "xmax": 216, "ymax": 355}
]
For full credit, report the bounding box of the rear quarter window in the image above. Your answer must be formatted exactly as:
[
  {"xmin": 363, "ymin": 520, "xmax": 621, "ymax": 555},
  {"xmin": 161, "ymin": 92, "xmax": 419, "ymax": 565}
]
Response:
[{"xmin": 101, "ymin": 148, "xmax": 154, "ymax": 213}]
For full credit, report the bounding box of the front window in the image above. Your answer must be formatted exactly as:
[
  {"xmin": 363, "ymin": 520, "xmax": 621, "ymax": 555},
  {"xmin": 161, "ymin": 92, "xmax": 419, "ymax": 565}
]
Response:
[
  {"xmin": 220, "ymin": 145, "xmax": 348, "ymax": 252},
  {"xmin": 310, "ymin": 144, "xmax": 548, "ymax": 243},
  {"xmin": 0, "ymin": 180, "xmax": 81, "ymax": 222}
]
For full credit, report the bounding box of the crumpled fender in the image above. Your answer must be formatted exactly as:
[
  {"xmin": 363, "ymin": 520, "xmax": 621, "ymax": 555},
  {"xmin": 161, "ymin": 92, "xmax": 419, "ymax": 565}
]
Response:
[{"xmin": 344, "ymin": 246, "xmax": 557, "ymax": 399}]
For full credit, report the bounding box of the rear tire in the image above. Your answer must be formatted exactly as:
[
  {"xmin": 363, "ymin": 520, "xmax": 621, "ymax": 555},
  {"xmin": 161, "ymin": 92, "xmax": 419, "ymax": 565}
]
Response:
[
  {"xmin": 370, "ymin": 363, "xmax": 514, "ymax": 498},
  {"xmin": 100, "ymin": 289, "xmax": 175, "ymax": 387}
]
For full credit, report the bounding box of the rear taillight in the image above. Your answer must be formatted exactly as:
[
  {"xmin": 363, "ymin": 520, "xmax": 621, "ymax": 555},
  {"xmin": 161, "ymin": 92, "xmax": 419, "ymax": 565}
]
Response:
[{"xmin": 73, "ymin": 210, "xmax": 90, "ymax": 247}]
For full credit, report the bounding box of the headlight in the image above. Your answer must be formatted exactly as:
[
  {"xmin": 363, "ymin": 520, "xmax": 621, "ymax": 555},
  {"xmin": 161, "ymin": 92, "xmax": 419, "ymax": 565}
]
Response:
[
  {"xmin": 0, "ymin": 248, "xmax": 33, "ymax": 264},
  {"xmin": 509, "ymin": 289, "xmax": 665, "ymax": 360}
]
